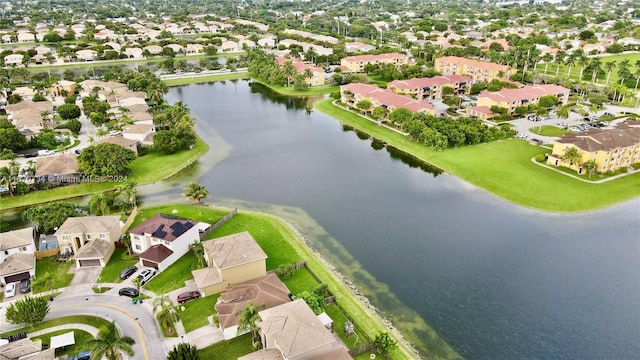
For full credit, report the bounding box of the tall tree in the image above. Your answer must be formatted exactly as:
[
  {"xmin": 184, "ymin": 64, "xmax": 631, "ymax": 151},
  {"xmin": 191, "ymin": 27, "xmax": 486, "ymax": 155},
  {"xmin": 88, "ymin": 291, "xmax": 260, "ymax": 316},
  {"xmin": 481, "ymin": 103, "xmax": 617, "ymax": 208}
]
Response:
[
  {"xmin": 167, "ymin": 343, "xmax": 199, "ymax": 360},
  {"xmin": 153, "ymin": 295, "xmax": 180, "ymax": 335},
  {"xmin": 582, "ymin": 160, "xmax": 598, "ymax": 178},
  {"xmin": 182, "ymin": 182, "xmax": 208, "ymax": 205},
  {"xmin": 236, "ymin": 301, "xmax": 264, "ymax": 345},
  {"xmin": 33, "ymin": 272, "xmax": 55, "ymax": 299},
  {"xmin": 561, "ymin": 147, "xmax": 582, "ymax": 169},
  {"xmin": 22, "ymin": 202, "xmax": 83, "ymax": 234},
  {"xmin": 113, "ymin": 180, "xmax": 137, "ymax": 213},
  {"xmin": 78, "ymin": 144, "xmax": 136, "ymax": 177},
  {"xmin": 88, "ymin": 192, "xmax": 110, "ymax": 216},
  {"xmin": 603, "ymin": 61, "xmax": 616, "ymax": 86},
  {"xmin": 374, "ymin": 331, "xmax": 398, "ymax": 357},
  {"xmin": 5, "ymin": 296, "xmax": 49, "ymax": 327},
  {"xmin": 88, "ymin": 321, "xmax": 135, "ymax": 360}
]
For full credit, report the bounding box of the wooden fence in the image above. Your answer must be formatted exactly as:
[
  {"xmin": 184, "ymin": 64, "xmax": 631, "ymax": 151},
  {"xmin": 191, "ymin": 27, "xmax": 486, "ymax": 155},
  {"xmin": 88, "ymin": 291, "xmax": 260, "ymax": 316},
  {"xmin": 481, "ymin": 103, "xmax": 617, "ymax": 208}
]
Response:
[
  {"xmin": 199, "ymin": 208, "xmax": 238, "ymax": 239},
  {"xmin": 120, "ymin": 206, "xmax": 139, "ymax": 234},
  {"xmin": 34, "ymin": 248, "xmax": 60, "ymax": 259}
]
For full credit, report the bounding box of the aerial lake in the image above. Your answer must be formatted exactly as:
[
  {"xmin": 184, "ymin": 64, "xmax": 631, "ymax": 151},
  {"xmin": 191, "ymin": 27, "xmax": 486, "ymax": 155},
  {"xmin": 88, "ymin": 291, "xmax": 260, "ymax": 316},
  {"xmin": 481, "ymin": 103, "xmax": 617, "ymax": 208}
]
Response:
[{"xmin": 147, "ymin": 79, "xmax": 639, "ymax": 359}]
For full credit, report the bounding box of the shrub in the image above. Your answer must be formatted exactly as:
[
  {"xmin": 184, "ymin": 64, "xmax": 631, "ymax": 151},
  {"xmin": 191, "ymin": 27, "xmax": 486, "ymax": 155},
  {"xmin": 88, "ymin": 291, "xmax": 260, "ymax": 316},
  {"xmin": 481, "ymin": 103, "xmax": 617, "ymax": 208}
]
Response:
[{"xmin": 535, "ymin": 154, "xmax": 546, "ymax": 163}]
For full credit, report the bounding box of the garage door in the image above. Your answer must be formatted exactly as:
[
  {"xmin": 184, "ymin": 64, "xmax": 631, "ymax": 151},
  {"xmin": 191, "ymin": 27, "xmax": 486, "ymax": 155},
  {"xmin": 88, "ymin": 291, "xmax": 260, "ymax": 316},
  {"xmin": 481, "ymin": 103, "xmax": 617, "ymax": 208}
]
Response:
[
  {"xmin": 78, "ymin": 259, "xmax": 101, "ymax": 267},
  {"xmin": 4, "ymin": 272, "xmax": 30, "ymax": 283},
  {"xmin": 141, "ymin": 260, "xmax": 159, "ymax": 269}
]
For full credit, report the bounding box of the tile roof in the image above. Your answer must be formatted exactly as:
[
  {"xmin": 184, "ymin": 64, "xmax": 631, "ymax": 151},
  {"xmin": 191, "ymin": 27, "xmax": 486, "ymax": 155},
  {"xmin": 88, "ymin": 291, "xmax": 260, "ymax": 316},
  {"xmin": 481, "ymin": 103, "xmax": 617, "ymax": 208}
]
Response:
[
  {"xmin": 204, "ymin": 231, "xmax": 267, "ymax": 270},
  {"xmin": 192, "ymin": 266, "xmax": 222, "ymax": 288},
  {"xmin": 238, "ymin": 348, "xmax": 283, "ymax": 360},
  {"xmin": 216, "ymin": 273, "xmax": 291, "ymax": 329},
  {"xmin": 138, "ymin": 244, "xmax": 173, "ymax": 263},
  {"xmin": 35, "ymin": 154, "xmax": 79, "ymax": 177},
  {"xmin": 74, "ymin": 239, "xmax": 113, "ymax": 259},
  {"xmin": 129, "ymin": 214, "xmax": 198, "ymax": 242},
  {"xmin": 0, "ymin": 227, "xmax": 34, "ymax": 251},
  {"xmin": 0, "ymin": 338, "xmax": 48, "ymax": 360},
  {"xmin": 478, "ymin": 84, "xmax": 569, "ymax": 103},
  {"xmin": 468, "ymin": 105, "xmax": 493, "ymax": 114},
  {"xmin": 0, "ymin": 253, "xmax": 35, "ymax": 276},
  {"xmin": 555, "ymin": 123, "xmax": 640, "ymax": 152},
  {"xmin": 436, "ymin": 56, "xmax": 509, "ymax": 72},
  {"xmin": 388, "ymin": 75, "xmax": 472, "ymax": 90},
  {"xmin": 341, "ymin": 52, "xmax": 408, "ymax": 63},
  {"xmin": 275, "ymin": 58, "xmax": 324, "ymax": 75},
  {"xmin": 55, "ymin": 215, "xmax": 121, "ymax": 236},
  {"xmin": 341, "ymin": 83, "xmax": 434, "ymax": 113},
  {"xmin": 5, "ymin": 101, "xmax": 53, "ymax": 115}
]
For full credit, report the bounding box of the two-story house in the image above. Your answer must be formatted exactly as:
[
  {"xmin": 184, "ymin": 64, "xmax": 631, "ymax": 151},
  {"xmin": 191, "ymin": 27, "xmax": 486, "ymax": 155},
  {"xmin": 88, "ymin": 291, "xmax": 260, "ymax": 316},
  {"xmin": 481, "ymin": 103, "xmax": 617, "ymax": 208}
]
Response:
[
  {"xmin": 0, "ymin": 227, "xmax": 36, "ymax": 285},
  {"xmin": 129, "ymin": 214, "xmax": 210, "ymax": 271},
  {"xmin": 55, "ymin": 215, "xmax": 122, "ymax": 267}
]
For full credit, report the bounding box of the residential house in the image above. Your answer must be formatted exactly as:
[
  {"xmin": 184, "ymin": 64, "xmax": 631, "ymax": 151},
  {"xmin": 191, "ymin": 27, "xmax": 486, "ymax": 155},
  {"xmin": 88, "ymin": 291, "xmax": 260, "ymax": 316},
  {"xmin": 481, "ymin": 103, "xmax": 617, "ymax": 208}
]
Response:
[
  {"xmin": 257, "ymin": 36, "xmax": 276, "ymax": 48},
  {"xmin": 76, "ymin": 49, "xmax": 98, "ymax": 61},
  {"xmin": 0, "ymin": 338, "xmax": 55, "ymax": 360},
  {"xmin": 50, "ymin": 80, "xmax": 77, "ymax": 97},
  {"xmin": 276, "ymin": 58, "xmax": 325, "ymax": 87},
  {"xmin": 340, "ymin": 53, "xmax": 409, "ymax": 73},
  {"xmin": 54, "ymin": 215, "xmax": 122, "ymax": 267},
  {"xmin": 192, "ymin": 231, "xmax": 268, "ymax": 296},
  {"xmin": 185, "ymin": 43, "xmax": 204, "ymax": 55},
  {"xmin": 11, "ymin": 87, "xmax": 37, "ymax": 101},
  {"xmin": 3, "ymin": 53, "xmax": 24, "ymax": 66},
  {"xmin": 104, "ymin": 42, "xmax": 122, "ymax": 52},
  {"xmin": 124, "ymin": 47, "xmax": 144, "ymax": 59},
  {"xmin": 129, "ymin": 213, "xmax": 210, "ymax": 271},
  {"xmin": 476, "ymin": 84, "xmax": 570, "ymax": 115},
  {"xmin": 8, "ymin": 108, "xmax": 45, "ymax": 137},
  {"xmin": 93, "ymin": 29, "xmax": 117, "ymax": 41},
  {"xmin": 340, "ymin": 83, "xmax": 436, "ymax": 116},
  {"xmin": 345, "ymin": 41, "xmax": 375, "ymax": 53},
  {"xmin": 435, "ymin": 56, "xmax": 512, "ymax": 82},
  {"xmin": 17, "ymin": 31, "xmax": 35, "ymax": 43},
  {"xmin": 122, "ymin": 124, "xmax": 155, "ymax": 145},
  {"xmin": 388, "ymin": 75, "xmax": 473, "ymax": 100},
  {"xmin": 0, "ymin": 227, "xmax": 36, "ymax": 285},
  {"xmin": 467, "ymin": 106, "xmax": 495, "ymax": 121},
  {"xmin": 143, "ymin": 45, "xmax": 163, "ymax": 55},
  {"xmin": 235, "ymin": 19, "xmax": 269, "ymax": 32},
  {"xmin": 215, "ymin": 273, "xmax": 291, "ymax": 339},
  {"xmin": 127, "ymin": 111, "xmax": 153, "ymax": 124},
  {"xmin": 283, "ymin": 29, "xmax": 339, "ymax": 44},
  {"xmin": 547, "ymin": 123, "xmax": 640, "ymax": 174},
  {"xmin": 164, "ymin": 44, "xmax": 184, "ymax": 54},
  {"xmin": 220, "ymin": 41, "xmax": 240, "ymax": 53},
  {"xmin": 96, "ymin": 136, "xmax": 138, "ymax": 155},
  {"xmin": 238, "ymin": 39, "xmax": 256, "ymax": 50},
  {"xmin": 239, "ymin": 299, "xmax": 352, "ymax": 360},
  {"xmin": 35, "ymin": 154, "xmax": 79, "ymax": 185}
]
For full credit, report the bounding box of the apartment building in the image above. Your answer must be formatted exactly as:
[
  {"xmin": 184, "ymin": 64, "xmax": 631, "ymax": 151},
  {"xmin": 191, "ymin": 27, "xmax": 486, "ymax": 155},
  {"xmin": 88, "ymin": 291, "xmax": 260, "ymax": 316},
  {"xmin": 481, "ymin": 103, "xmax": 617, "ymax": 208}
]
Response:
[
  {"xmin": 476, "ymin": 84, "xmax": 570, "ymax": 114},
  {"xmin": 340, "ymin": 52, "xmax": 409, "ymax": 73},
  {"xmin": 340, "ymin": 83, "xmax": 435, "ymax": 115},
  {"xmin": 434, "ymin": 56, "xmax": 512, "ymax": 82},
  {"xmin": 388, "ymin": 75, "xmax": 473, "ymax": 100}
]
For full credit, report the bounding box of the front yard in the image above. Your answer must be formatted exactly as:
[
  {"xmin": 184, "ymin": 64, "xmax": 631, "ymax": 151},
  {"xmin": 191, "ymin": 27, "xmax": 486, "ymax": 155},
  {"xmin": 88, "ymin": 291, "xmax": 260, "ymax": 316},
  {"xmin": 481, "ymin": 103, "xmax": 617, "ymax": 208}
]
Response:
[
  {"xmin": 144, "ymin": 252, "xmax": 198, "ymax": 295},
  {"xmin": 97, "ymin": 248, "xmax": 138, "ymax": 283},
  {"xmin": 179, "ymin": 294, "xmax": 220, "ymax": 333},
  {"xmin": 198, "ymin": 334, "xmax": 253, "ymax": 360},
  {"xmin": 33, "ymin": 257, "xmax": 74, "ymax": 293}
]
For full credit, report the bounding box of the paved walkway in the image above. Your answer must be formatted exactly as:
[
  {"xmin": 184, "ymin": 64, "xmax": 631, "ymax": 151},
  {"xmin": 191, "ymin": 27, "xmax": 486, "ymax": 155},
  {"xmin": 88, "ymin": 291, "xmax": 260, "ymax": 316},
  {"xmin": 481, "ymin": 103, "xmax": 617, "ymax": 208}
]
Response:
[{"xmin": 30, "ymin": 323, "xmax": 100, "ymax": 337}]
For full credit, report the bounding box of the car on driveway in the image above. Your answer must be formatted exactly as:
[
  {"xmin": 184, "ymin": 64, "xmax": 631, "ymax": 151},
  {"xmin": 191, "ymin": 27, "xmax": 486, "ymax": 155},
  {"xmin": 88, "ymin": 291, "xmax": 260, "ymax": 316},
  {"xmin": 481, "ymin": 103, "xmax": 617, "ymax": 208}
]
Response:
[
  {"xmin": 118, "ymin": 287, "xmax": 139, "ymax": 298},
  {"xmin": 4, "ymin": 282, "xmax": 16, "ymax": 298},
  {"xmin": 19, "ymin": 278, "xmax": 31, "ymax": 293},
  {"xmin": 177, "ymin": 291, "xmax": 201, "ymax": 304},
  {"xmin": 69, "ymin": 351, "xmax": 92, "ymax": 360},
  {"xmin": 137, "ymin": 268, "xmax": 156, "ymax": 285},
  {"xmin": 119, "ymin": 265, "xmax": 138, "ymax": 280}
]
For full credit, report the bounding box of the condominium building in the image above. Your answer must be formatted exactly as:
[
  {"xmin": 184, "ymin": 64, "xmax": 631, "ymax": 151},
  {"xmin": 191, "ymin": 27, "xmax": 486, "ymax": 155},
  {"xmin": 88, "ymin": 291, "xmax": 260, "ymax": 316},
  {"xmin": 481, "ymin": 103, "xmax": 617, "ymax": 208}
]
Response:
[
  {"xmin": 340, "ymin": 52, "xmax": 409, "ymax": 73},
  {"xmin": 276, "ymin": 58, "xmax": 325, "ymax": 86},
  {"xmin": 388, "ymin": 75, "xmax": 472, "ymax": 100},
  {"xmin": 340, "ymin": 83, "xmax": 435, "ymax": 115},
  {"xmin": 476, "ymin": 84, "xmax": 570, "ymax": 114},
  {"xmin": 435, "ymin": 56, "xmax": 512, "ymax": 82}
]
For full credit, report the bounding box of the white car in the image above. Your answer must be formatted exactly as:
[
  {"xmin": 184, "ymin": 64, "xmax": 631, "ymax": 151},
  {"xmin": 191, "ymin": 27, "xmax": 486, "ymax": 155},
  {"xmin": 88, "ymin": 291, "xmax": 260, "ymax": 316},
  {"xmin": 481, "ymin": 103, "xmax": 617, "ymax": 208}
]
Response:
[
  {"xmin": 4, "ymin": 282, "xmax": 16, "ymax": 298},
  {"xmin": 38, "ymin": 149, "xmax": 55, "ymax": 156},
  {"xmin": 108, "ymin": 130, "xmax": 122, "ymax": 137},
  {"xmin": 137, "ymin": 268, "xmax": 156, "ymax": 285}
]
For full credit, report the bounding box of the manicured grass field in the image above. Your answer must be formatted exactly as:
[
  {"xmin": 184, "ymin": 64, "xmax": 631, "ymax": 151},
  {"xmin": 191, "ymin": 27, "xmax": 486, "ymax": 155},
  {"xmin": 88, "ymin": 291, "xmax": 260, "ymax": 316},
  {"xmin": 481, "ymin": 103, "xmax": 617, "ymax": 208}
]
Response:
[
  {"xmin": 33, "ymin": 329, "xmax": 94, "ymax": 357},
  {"xmin": 179, "ymin": 294, "xmax": 220, "ymax": 333},
  {"xmin": 539, "ymin": 52, "xmax": 640, "ymax": 86},
  {"xmin": 33, "ymin": 257, "xmax": 75, "ymax": 293},
  {"xmin": 144, "ymin": 252, "xmax": 198, "ymax": 295},
  {"xmin": 127, "ymin": 205, "xmax": 227, "ymax": 230},
  {"xmin": 324, "ymin": 303, "xmax": 369, "ymax": 349},
  {"xmin": 97, "ymin": 248, "xmax": 138, "ymax": 283},
  {"xmin": 529, "ymin": 125, "xmax": 567, "ymax": 137},
  {"xmin": 0, "ymin": 315, "xmax": 111, "ymax": 338},
  {"xmin": 280, "ymin": 267, "xmax": 320, "ymax": 294},
  {"xmin": 251, "ymin": 79, "xmax": 338, "ymax": 96},
  {"xmin": 198, "ymin": 334, "xmax": 253, "ymax": 359},
  {"xmin": 316, "ymin": 99, "xmax": 640, "ymax": 212},
  {"xmin": 0, "ymin": 136, "xmax": 209, "ymax": 210},
  {"xmin": 163, "ymin": 72, "xmax": 250, "ymax": 87}
]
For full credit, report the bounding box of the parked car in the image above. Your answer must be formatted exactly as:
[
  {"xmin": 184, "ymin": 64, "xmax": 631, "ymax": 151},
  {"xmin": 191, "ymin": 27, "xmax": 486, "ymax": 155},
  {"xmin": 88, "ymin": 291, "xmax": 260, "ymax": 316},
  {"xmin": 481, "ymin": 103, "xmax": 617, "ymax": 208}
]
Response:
[
  {"xmin": 24, "ymin": 153, "xmax": 37, "ymax": 158},
  {"xmin": 38, "ymin": 149, "xmax": 55, "ymax": 156},
  {"xmin": 108, "ymin": 130, "xmax": 122, "ymax": 136},
  {"xmin": 118, "ymin": 287, "xmax": 139, "ymax": 298},
  {"xmin": 68, "ymin": 351, "xmax": 92, "ymax": 360},
  {"xmin": 177, "ymin": 291, "xmax": 201, "ymax": 304},
  {"xmin": 4, "ymin": 282, "xmax": 16, "ymax": 298},
  {"xmin": 74, "ymin": 149, "xmax": 82, "ymax": 155},
  {"xmin": 119, "ymin": 265, "xmax": 138, "ymax": 280},
  {"xmin": 19, "ymin": 278, "xmax": 31, "ymax": 293},
  {"xmin": 137, "ymin": 268, "xmax": 156, "ymax": 285}
]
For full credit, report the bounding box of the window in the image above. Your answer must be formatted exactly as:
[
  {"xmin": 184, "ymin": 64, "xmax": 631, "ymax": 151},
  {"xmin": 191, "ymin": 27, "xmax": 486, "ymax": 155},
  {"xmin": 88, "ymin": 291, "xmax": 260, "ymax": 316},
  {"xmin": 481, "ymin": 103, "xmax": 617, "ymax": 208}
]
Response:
[
  {"xmin": 62, "ymin": 235, "xmax": 69, "ymax": 240},
  {"xmin": 86, "ymin": 234, "xmax": 91, "ymax": 239},
  {"xmin": 22, "ymin": 247, "xmax": 26, "ymax": 251},
  {"xmin": 99, "ymin": 233, "xmax": 106, "ymax": 239},
  {"xmin": 135, "ymin": 245, "xmax": 141, "ymax": 250}
]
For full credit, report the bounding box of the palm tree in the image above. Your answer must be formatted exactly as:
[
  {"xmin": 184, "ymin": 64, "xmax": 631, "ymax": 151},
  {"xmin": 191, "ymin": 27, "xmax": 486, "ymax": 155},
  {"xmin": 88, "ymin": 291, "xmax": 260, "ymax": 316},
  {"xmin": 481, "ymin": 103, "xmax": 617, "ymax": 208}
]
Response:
[
  {"xmin": 132, "ymin": 277, "xmax": 142, "ymax": 298},
  {"xmin": 617, "ymin": 60, "xmax": 631, "ymax": 87},
  {"xmin": 88, "ymin": 321, "xmax": 135, "ymax": 360},
  {"xmin": 114, "ymin": 181, "xmax": 137, "ymax": 213},
  {"xmin": 604, "ymin": 61, "xmax": 616, "ymax": 86},
  {"xmin": 588, "ymin": 58, "xmax": 602, "ymax": 83},
  {"xmin": 577, "ymin": 55, "xmax": 589, "ymax": 81},
  {"xmin": 153, "ymin": 295, "xmax": 180, "ymax": 335},
  {"xmin": 0, "ymin": 166, "xmax": 15, "ymax": 196},
  {"xmin": 554, "ymin": 51, "xmax": 566, "ymax": 77},
  {"xmin": 555, "ymin": 105, "xmax": 570, "ymax": 120},
  {"xmin": 167, "ymin": 342, "xmax": 199, "ymax": 360},
  {"xmin": 564, "ymin": 54, "xmax": 576, "ymax": 80},
  {"xmin": 191, "ymin": 240, "xmax": 206, "ymax": 268},
  {"xmin": 88, "ymin": 192, "xmax": 110, "ymax": 215},
  {"xmin": 96, "ymin": 127, "xmax": 108, "ymax": 139},
  {"xmin": 236, "ymin": 301, "xmax": 264, "ymax": 344},
  {"xmin": 561, "ymin": 147, "xmax": 582, "ymax": 170},
  {"xmin": 633, "ymin": 70, "xmax": 640, "ymax": 92},
  {"xmin": 582, "ymin": 160, "xmax": 598, "ymax": 178},
  {"xmin": 182, "ymin": 182, "xmax": 208, "ymax": 205}
]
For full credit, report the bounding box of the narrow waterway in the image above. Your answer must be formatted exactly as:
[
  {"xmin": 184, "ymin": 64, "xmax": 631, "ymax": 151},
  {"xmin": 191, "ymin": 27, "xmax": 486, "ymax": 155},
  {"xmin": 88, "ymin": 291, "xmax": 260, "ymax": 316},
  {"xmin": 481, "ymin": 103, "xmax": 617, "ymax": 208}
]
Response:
[{"xmin": 145, "ymin": 79, "xmax": 639, "ymax": 359}]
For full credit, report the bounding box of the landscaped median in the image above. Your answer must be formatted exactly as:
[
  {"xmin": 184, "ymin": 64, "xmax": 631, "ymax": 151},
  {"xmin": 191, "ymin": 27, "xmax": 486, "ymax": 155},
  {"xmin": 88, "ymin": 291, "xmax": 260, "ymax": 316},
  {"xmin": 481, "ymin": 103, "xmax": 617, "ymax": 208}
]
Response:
[{"xmin": 316, "ymin": 99, "xmax": 640, "ymax": 212}]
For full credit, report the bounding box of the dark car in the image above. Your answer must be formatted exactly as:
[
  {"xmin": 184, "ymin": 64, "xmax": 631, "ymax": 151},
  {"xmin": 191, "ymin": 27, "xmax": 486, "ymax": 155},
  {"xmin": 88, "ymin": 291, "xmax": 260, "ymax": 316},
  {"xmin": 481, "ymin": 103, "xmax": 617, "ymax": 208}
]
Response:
[
  {"xmin": 69, "ymin": 351, "xmax": 92, "ymax": 360},
  {"xmin": 118, "ymin": 287, "xmax": 139, "ymax": 298},
  {"xmin": 119, "ymin": 265, "xmax": 138, "ymax": 280},
  {"xmin": 74, "ymin": 149, "xmax": 82, "ymax": 154},
  {"xmin": 19, "ymin": 278, "xmax": 31, "ymax": 293},
  {"xmin": 177, "ymin": 291, "xmax": 201, "ymax": 304},
  {"xmin": 24, "ymin": 153, "xmax": 37, "ymax": 158}
]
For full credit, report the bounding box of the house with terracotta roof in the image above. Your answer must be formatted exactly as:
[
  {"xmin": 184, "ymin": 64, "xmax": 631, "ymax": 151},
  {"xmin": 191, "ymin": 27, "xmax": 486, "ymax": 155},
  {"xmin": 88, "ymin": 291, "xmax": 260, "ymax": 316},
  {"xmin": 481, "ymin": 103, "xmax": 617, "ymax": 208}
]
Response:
[
  {"xmin": 547, "ymin": 123, "xmax": 640, "ymax": 174},
  {"xmin": 467, "ymin": 106, "xmax": 495, "ymax": 121},
  {"xmin": 275, "ymin": 58, "xmax": 325, "ymax": 87},
  {"xmin": 388, "ymin": 75, "xmax": 473, "ymax": 100},
  {"xmin": 435, "ymin": 56, "xmax": 512, "ymax": 82},
  {"xmin": 340, "ymin": 52, "xmax": 409, "ymax": 73},
  {"xmin": 0, "ymin": 227, "xmax": 36, "ymax": 285},
  {"xmin": 239, "ymin": 299, "xmax": 352, "ymax": 360},
  {"xmin": 54, "ymin": 215, "xmax": 122, "ymax": 267},
  {"xmin": 35, "ymin": 154, "xmax": 79, "ymax": 184},
  {"xmin": 192, "ymin": 231, "xmax": 267, "ymax": 296},
  {"xmin": 129, "ymin": 214, "xmax": 210, "ymax": 271},
  {"xmin": 476, "ymin": 84, "xmax": 570, "ymax": 115},
  {"xmin": 216, "ymin": 273, "xmax": 291, "ymax": 339},
  {"xmin": 340, "ymin": 83, "xmax": 436, "ymax": 116}
]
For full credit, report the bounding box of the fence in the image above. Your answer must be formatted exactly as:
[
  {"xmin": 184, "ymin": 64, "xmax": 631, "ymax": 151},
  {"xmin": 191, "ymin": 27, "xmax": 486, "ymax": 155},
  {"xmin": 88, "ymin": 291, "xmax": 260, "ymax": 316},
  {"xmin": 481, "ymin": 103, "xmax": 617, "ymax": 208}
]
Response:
[
  {"xmin": 349, "ymin": 342, "xmax": 375, "ymax": 357},
  {"xmin": 120, "ymin": 206, "xmax": 139, "ymax": 234},
  {"xmin": 34, "ymin": 248, "xmax": 60, "ymax": 259},
  {"xmin": 199, "ymin": 208, "xmax": 238, "ymax": 239}
]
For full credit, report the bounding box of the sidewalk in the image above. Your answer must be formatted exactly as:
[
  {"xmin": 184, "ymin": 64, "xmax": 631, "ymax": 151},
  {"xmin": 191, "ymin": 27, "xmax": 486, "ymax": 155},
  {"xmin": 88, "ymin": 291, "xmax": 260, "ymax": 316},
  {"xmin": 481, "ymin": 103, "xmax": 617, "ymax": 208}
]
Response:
[{"xmin": 30, "ymin": 323, "xmax": 100, "ymax": 337}]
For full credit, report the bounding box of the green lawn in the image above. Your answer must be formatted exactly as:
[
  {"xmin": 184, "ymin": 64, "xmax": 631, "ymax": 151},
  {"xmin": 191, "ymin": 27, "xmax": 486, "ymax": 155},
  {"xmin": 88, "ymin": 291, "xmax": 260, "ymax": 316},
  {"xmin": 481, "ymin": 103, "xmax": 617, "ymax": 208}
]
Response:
[
  {"xmin": 128, "ymin": 204, "xmax": 227, "ymax": 231},
  {"xmin": 0, "ymin": 136, "xmax": 209, "ymax": 210},
  {"xmin": 529, "ymin": 125, "xmax": 567, "ymax": 137},
  {"xmin": 317, "ymin": 99, "xmax": 640, "ymax": 212},
  {"xmin": 164, "ymin": 72, "xmax": 250, "ymax": 87},
  {"xmin": 324, "ymin": 303, "xmax": 369, "ymax": 349},
  {"xmin": 144, "ymin": 252, "xmax": 198, "ymax": 294},
  {"xmin": 251, "ymin": 79, "xmax": 338, "ymax": 96},
  {"xmin": 97, "ymin": 248, "xmax": 138, "ymax": 283},
  {"xmin": 539, "ymin": 52, "xmax": 640, "ymax": 86},
  {"xmin": 198, "ymin": 334, "xmax": 253, "ymax": 359},
  {"xmin": 280, "ymin": 266, "xmax": 320, "ymax": 294},
  {"xmin": 33, "ymin": 257, "xmax": 75, "ymax": 293},
  {"xmin": 0, "ymin": 315, "xmax": 111, "ymax": 338},
  {"xmin": 32, "ymin": 329, "xmax": 94, "ymax": 358},
  {"xmin": 179, "ymin": 294, "xmax": 220, "ymax": 333}
]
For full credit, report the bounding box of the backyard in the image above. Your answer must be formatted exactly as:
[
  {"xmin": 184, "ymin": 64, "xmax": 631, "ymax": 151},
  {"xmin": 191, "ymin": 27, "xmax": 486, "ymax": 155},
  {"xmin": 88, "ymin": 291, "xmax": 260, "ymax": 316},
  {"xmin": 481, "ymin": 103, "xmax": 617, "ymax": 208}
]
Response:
[{"xmin": 32, "ymin": 329, "xmax": 94, "ymax": 358}]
